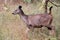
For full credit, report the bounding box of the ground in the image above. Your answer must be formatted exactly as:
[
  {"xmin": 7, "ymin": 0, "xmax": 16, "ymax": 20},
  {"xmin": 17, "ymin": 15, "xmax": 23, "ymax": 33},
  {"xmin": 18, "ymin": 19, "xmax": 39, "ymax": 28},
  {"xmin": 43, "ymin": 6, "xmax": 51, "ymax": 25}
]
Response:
[{"xmin": 0, "ymin": 2, "xmax": 60, "ymax": 40}]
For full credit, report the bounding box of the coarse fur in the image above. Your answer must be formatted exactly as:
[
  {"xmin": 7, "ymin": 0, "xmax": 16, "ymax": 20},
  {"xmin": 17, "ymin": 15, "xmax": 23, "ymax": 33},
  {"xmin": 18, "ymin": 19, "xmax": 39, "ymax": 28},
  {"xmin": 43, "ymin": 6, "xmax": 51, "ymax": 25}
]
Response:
[{"xmin": 12, "ymin": 6, "xmax": 53, "ymax": 30}]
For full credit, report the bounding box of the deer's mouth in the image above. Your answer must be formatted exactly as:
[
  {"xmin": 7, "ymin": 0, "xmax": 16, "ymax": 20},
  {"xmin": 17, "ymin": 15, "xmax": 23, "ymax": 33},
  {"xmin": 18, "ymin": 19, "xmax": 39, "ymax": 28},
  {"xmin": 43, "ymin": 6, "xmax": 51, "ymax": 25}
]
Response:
[{"xmin": 12, "ymin": 13, "xmax": 16, "ymax": 15}]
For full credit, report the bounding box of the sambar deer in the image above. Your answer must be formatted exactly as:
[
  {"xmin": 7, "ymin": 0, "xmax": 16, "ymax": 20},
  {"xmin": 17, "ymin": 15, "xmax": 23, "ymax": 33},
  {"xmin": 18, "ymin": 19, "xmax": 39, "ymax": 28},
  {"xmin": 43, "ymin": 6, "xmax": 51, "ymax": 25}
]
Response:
[{"xmin": 12, "ymin": 6, "xmax": 54, "ymax": 31}]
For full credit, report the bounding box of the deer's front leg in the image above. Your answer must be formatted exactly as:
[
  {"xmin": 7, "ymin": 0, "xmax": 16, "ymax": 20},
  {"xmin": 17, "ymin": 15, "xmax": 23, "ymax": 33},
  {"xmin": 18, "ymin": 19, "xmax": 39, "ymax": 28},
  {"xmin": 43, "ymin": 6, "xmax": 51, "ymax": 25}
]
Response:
[{"xmin": 25, "ymin": 25, "xmax": 34, "ymax": 34}]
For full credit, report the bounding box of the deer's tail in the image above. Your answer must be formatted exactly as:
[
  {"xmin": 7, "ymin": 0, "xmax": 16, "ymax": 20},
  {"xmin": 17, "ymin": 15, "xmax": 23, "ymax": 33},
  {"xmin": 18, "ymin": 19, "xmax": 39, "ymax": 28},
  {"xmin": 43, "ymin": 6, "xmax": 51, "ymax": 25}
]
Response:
[{"xmin": 49, "ymin": 6, "xmax": 53, "ymax": 14}]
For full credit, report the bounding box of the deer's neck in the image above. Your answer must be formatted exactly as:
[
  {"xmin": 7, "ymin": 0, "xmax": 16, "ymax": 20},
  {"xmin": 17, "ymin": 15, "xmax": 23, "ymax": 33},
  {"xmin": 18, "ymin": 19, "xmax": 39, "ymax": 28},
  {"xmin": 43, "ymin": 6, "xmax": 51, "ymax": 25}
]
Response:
[
  {"xmin": 20, "ymin": 14, "xmax": 28, "ymax": 24},
  {"xmin": 19, "ymin": 9, "xmax": 28, "ymax": 24},
  {"xmin": 20, "ymin": 9, "xmax": 26, "ymax": 16}
]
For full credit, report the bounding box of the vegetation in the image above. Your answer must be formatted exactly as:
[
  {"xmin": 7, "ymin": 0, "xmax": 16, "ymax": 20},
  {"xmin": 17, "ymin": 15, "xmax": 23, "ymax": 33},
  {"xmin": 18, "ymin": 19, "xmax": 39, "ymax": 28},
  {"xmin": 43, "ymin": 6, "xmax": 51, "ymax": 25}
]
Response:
[{"xmin": 0, "ymin": 0, "xmax": 60, "ymax": 40}]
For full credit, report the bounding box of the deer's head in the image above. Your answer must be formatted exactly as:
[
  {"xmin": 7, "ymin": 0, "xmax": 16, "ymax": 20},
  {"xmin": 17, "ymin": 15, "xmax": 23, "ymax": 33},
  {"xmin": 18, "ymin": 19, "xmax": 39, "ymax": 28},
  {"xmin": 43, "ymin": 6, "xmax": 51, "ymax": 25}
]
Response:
[{"xmin": 12, "ymin": 6, "xmax": 22, "ymax": 15}]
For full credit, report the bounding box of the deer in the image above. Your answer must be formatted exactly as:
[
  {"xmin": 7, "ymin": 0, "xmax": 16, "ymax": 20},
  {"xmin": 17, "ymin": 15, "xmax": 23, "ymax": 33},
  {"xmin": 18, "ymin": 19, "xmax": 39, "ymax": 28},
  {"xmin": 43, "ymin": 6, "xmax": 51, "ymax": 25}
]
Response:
[{"xmin": 12, "ymin": 6, "xmax": 55, "ymax": 34}]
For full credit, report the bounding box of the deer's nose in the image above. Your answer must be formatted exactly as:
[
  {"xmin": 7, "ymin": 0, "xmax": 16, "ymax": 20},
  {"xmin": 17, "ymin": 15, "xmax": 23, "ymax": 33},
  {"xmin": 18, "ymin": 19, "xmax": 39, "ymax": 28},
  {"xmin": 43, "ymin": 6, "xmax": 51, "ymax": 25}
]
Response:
[{"xmin": 12, "ymin": 13, "xmax": 14, "ymax": 14}]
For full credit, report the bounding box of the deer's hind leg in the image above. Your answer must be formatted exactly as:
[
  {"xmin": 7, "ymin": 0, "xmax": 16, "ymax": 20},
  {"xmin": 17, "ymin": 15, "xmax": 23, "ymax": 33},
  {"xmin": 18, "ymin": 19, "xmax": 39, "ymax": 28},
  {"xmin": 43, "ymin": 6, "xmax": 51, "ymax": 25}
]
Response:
[
  {"xmin": 48, "ymin": 25, "xmax": 56, "ymax": 37},
  {"xmin": 46, "ymin": 25, "xmax": 56, "ymax": 36}
]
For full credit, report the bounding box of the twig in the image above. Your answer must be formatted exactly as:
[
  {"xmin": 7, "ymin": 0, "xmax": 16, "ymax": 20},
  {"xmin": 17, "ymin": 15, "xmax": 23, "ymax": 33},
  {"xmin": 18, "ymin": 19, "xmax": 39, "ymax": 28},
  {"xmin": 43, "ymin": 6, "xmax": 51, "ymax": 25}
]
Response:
[
  {"xmin": 49, "ymin": 1, "xmax": 60, "ymax": 7},
  {"xmin": 40, "ymin": 32, "xmax": 48, "ymax": 37}
]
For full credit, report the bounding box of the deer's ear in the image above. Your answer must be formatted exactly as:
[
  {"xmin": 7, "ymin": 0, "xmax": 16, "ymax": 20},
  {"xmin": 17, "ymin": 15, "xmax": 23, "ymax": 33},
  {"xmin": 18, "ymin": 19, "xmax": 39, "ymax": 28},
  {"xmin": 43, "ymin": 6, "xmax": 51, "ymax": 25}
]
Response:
[{"xmin": 19, "ymin": 6, "xmax": 22, "ymax": 9}]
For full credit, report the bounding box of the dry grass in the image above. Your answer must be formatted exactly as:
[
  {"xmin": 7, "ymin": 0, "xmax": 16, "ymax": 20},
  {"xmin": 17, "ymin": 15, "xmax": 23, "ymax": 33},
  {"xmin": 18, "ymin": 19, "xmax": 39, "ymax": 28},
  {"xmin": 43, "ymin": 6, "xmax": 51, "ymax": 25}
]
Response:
[{"xmin": 0, "ymin": 2, "xmax": 60, "ymax": 40}]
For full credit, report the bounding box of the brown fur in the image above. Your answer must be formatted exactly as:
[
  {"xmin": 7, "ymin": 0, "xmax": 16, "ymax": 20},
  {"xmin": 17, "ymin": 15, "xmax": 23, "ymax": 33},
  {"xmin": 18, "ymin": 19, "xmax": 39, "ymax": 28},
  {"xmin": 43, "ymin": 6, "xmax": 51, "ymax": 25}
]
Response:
[{"xmin": 12, "ymin": 6, "xmax": 53, "ymax": 30}]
